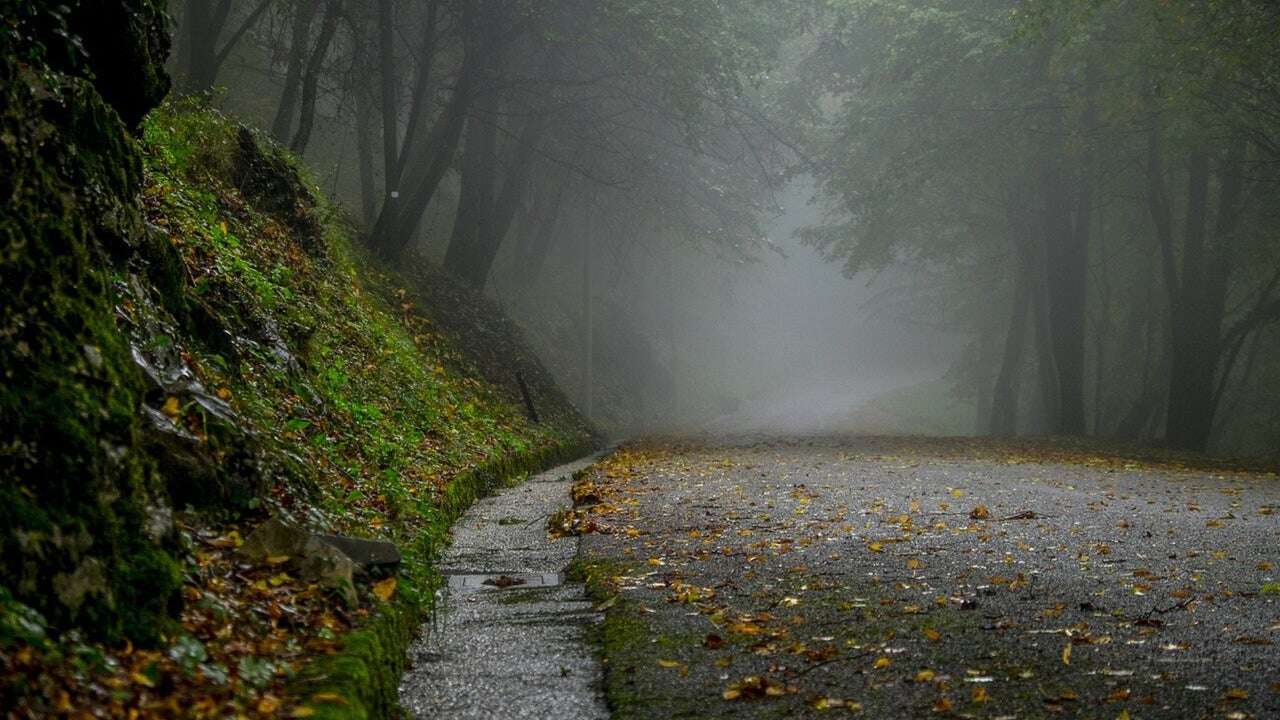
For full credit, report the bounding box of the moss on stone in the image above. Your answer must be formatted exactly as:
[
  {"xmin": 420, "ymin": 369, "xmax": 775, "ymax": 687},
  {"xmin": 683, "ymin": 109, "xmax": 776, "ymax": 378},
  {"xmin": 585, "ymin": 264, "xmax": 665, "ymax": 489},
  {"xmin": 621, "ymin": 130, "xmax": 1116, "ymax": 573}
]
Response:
[
  {"xmin": 285, "ymin": 438, "xmax": 596, "ymax": 718},
  {"xmin": 0, "ymin": 0, "xmax": 180, "ymax": 642}
]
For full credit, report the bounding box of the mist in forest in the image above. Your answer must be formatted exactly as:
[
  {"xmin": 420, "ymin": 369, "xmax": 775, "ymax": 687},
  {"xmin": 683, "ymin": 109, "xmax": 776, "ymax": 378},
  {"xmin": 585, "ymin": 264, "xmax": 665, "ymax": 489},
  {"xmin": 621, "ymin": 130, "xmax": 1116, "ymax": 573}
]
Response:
[
  {"xmin": 480, "ymin": 177, "xmax": 961, "ymax": 438},
  {"xmin": 171, "ymin": 0, "xmax": 1280, "ymax": 456}
]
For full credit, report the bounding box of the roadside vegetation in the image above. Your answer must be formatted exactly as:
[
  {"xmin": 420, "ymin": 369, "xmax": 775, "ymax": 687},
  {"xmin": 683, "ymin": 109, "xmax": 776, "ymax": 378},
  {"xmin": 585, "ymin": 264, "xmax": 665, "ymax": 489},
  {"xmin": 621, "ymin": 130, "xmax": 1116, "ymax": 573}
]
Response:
[{"xmin": 3, "ymin": 81, "xmax": 591, "ymax": 720}]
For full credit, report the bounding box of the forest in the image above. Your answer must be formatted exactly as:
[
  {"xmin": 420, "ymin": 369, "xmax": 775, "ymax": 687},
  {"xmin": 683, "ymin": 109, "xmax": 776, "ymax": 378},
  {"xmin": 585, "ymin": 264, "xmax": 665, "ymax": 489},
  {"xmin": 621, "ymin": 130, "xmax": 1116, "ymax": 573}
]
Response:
[
  {"xmin": 1, "ymin": 0, "xmax": 1278, "ymax": 718},
  {"xmin": 167, "ymin": 0, "xmax": 1280, "ymax": 454}
]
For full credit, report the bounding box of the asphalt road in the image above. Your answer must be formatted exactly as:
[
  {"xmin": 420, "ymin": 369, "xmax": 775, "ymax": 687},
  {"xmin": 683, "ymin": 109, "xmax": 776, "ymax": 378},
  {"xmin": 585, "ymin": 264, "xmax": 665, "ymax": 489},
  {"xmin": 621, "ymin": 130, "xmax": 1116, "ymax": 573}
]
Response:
[{"xmin": 575, "ymin": 437, "xmax": 1280, "ymax": 719}]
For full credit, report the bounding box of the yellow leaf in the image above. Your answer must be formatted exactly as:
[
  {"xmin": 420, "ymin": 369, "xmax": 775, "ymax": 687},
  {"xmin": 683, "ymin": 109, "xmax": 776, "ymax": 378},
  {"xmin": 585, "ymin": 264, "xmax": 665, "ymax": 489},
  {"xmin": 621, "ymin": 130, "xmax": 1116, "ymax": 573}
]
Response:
[
  {"xmin": 723, "ymin": 688, "xmax": 742, "ymax": 701},
  {"xmin": 907, "ymin": 558, "xmax": 923, "ymax": 570},
  {"xmin": 969, "ymin": 505, "xmax": 990, "ymax": 520},
  {"xmin": 950, "ymin": 489, "xmax": 965, "ymax": 498},
  {"xmin": 923, "ymin": 627, "xmax": 942, "ymax": 642},
  {"xmin": 161, "ymin": 396, "xmax": 182, "ymax": 418},
  {"xmin": 1223, "ymin": 688, "xmax": 1248, "ymax": 701},
  {"xmin": 657, "ymin": 659, "xmax": 682, "ymax": 669},
  {"xmin": 130, "ymin": 671, "xmax": 155, "ymax": 688},
  {"xmin": 811, "ymin": 696, "xmax": 846, "ymax": 710},
  {"xmin": 915, "ymin": 669, "xmax": 936, "ymax": 683},
  {"xmin": 972, "ymin": 686, "xmax": 989, "ymax": 704},
  {"xmin": 311, "ymin": 692, "xmax": 348, "ymax": 705},
  {"xmin": 1062, "ymin": 642, "xmax": 1072, "ymax": 665},
  {"xmin": 372, "ymin": 576, "xmax": 397, "ymax": 602},
  {"xmin": 291, "ymin": 708, "xmax": 316, "ymax": 718},
  {"xmin": 868, "ymin": 542, "xmax": 884, "ymax": 553},
  {"xmin": 257, "ymin": 695, "xmax": 281, "ymax": 714},
  {"xmin": 266, "ymin": 555, "xmax": 291, "ymax": 566},
  {"xmin": 873, "ymin": 656, "xmax": 891, "ymax": 669},
  {"xmin": 933, "ymin": 697, "xmax": 953, "ymax": 713}
]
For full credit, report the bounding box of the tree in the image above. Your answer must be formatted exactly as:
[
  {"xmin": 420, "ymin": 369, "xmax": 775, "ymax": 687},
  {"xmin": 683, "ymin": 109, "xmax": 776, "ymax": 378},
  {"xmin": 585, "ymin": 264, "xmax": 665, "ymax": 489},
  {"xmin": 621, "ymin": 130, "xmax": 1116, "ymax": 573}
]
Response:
[{"xmin": 177, "ymin": 0, "xmax": 275, "ymax": 93}]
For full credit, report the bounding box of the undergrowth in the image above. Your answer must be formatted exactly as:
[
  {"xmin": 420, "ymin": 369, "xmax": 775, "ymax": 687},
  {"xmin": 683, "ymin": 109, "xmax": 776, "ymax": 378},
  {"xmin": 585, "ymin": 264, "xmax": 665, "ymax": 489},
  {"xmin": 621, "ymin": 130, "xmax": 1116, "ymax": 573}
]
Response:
[{"xmin": 0, "ymin": 97, "xmax": 593, "ymax": 718}]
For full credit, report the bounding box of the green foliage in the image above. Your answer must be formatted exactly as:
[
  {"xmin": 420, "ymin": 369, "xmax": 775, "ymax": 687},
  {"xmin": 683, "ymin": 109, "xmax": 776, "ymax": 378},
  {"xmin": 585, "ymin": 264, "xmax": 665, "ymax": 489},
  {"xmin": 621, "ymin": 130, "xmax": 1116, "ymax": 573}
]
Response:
[{"xmin": 140, "ymin": 101, "xmax": 586, "ymax": 529}]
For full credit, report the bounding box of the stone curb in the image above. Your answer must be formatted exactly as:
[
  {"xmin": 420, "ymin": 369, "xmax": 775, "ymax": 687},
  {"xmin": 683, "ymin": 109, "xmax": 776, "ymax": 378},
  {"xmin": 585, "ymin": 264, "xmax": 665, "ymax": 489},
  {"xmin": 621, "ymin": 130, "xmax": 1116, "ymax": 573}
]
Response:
[{"xmin": 284, "ymin": 439, "xmax": 600, "ymax": 719}]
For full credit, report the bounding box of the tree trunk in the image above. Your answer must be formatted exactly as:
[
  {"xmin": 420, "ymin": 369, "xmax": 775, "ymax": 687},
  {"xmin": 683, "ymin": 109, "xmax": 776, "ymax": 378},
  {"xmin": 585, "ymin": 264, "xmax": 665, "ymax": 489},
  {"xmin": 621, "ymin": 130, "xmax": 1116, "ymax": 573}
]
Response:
[
  {"xmin": 289, "ymin": 0, "xmax": 342, "ymax": 154},
  {"xmin": 1146, "ymin": 116, "xmax": 1253, "ymax": 451},
  {"xmin": 444, "ymin": 49, "xmax": 556, "ymax": 288},
  {"xmin": 989, "ymin": 266, "xmax": 1029, "ymax": 436},
  {"xmin": 1039, "ymin": 157, "xmax": 1088, "ymax": 435},
  {"xmin": 514, "ymin": 177, "xmax": 569, "ymax": 293},
  {"xmin": 355, "ymin": 76, "xmax": 379, "ymax": 225},
  {"xmin": 445, "ymin": 104, "xmax": 550, "ymax": 288},
  {"xmin": 443, "ymin": 90, "xmax": 501, "ymax": 284},
  {"xmin": 271, "ymin": 1, "xmax": 318, "ymax": 140},
  {"xmin": 371, "ymin": 60, "xmax": 475, "ymax": 259},
  {"xmin": 182, "ymin": 0, "xmax": 233, "ymax": 92},
  {"xmin": 377, "ymin": 0, "xmax": 399, "ymax": 185}
]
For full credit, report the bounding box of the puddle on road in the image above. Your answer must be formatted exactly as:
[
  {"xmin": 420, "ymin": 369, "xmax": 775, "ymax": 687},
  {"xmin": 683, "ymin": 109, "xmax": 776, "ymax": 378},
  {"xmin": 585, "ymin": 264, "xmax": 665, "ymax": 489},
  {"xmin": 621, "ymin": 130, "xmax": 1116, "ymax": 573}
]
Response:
[{"xmin": 444, "ymin": 572, "xmax": 563, "ymax": 590}]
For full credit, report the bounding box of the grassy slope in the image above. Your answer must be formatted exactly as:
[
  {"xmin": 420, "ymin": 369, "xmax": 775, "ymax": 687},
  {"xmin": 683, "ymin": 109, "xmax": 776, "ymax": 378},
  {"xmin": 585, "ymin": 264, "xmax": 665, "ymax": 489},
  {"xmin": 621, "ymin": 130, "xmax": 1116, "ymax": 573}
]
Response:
[
  {"xmin": 1, "ymin": 99, "xmax": 593, "ymax": 717},
  {"xmin": 141, "ymin": 100, "xmax": 592, "ymax": 525}
]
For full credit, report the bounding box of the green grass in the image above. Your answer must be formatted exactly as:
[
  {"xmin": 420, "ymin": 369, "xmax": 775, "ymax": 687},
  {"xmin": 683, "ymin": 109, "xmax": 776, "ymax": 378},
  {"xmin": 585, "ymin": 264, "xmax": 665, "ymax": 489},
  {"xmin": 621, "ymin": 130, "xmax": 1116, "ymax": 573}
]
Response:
[{"xmin": 139, "ymin": 99, "xmax": 590, "ymax": 541}]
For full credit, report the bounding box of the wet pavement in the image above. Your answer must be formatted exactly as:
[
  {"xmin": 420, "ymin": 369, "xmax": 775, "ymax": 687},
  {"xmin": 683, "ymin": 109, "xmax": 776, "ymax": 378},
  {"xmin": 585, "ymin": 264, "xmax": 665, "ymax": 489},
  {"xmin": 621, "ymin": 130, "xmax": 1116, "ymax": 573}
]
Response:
[
  {"xmin": 575, "ymin": 438, "xmax": 1280, "ymax": 719},
  {"xmin": 398, "ymin": 454, "xmax": 609, "ymax": 720}
]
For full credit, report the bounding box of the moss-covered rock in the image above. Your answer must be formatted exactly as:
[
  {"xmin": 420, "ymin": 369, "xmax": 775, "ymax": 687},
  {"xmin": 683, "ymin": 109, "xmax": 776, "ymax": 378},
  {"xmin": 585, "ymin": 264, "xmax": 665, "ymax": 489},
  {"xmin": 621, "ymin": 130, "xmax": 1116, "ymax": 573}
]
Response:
[{"xmin": 0, "ymin": 0, "xmax": 178, "ymax": 642}]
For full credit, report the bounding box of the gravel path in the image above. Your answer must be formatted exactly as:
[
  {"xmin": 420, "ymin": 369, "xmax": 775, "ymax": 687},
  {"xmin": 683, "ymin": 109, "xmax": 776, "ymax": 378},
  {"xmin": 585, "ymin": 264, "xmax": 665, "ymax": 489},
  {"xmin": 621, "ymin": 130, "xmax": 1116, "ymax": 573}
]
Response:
[
  {"xmin": 575, "ymin": 438, "xmax": 1280, "ymax": 719},
  {"xmin": 398, "ymin": 454, "xmax": 609, "ymax": 720}
]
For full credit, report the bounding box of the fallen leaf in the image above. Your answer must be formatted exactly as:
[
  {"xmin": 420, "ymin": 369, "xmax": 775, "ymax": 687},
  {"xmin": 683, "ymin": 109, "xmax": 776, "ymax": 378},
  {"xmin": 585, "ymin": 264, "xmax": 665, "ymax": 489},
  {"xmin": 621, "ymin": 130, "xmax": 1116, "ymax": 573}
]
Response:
[
  {"xmin": 970, "ymin": 505, "xmax": 990, "ymax": 520},
  {"xmin": 1107, "ymin": 688, "xmax": 1130, "ymax": 702},
  {"xmin": 372, "ymin": 577, "xmax": 397, "ymax": 601},
  {"xmin": 161, "ymin": 396, "xmax": 182, "ymax": 418},
  {"xmin": 1061, "ymin": 642, "xmax": 1072, "ymax": 666},
  {"xmin": 657, "ymin": 659, "xmax": 682, "ymax": 669}
]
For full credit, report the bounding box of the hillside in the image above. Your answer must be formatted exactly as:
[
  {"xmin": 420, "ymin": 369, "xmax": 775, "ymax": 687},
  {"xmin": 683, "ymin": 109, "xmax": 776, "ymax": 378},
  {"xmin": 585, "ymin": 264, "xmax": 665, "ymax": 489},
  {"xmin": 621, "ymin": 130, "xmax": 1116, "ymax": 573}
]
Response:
[{"xmin": 0, "ymin": 5, "xmax": 593, "ymax": 716}]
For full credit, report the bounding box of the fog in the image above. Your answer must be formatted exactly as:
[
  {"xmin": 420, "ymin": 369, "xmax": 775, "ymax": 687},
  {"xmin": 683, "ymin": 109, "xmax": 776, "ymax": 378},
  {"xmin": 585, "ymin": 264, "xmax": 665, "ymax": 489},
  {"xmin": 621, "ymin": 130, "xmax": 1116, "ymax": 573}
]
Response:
[
  {"xmin": 174, "ymin": 0, "xmax": 1280, "ymax": 456},
  {"xmin": 484, "ymin": 177, "xmax": 963, "ymax": 439}
]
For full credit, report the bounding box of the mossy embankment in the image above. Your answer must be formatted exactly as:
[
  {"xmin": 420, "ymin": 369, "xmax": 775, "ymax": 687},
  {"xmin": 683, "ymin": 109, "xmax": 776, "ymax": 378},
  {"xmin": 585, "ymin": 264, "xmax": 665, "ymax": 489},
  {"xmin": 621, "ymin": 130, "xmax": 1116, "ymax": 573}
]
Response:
[{"xmin": 1, "ymin": 3, "xmax": 595, "ymax": 715}]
